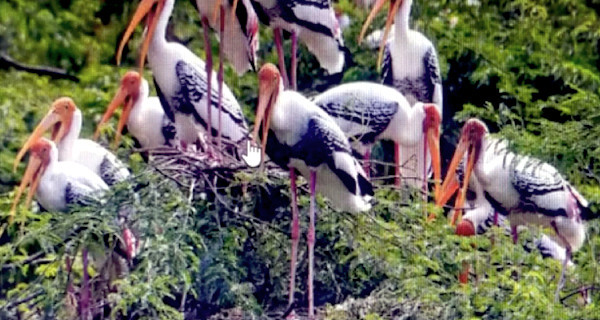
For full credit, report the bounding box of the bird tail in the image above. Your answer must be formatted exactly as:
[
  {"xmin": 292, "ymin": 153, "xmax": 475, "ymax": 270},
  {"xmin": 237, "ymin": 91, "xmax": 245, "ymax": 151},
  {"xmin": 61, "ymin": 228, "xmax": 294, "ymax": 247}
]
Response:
[{"xmin": 580, "ymin": 201, "xmax": 600, "ymax": 221}]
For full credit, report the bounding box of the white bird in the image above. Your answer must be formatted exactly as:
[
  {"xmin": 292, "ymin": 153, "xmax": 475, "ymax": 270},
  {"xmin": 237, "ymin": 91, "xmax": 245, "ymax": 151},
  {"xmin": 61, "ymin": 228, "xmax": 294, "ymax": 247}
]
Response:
[
  {"xmin": 117, "ymin": 0, "xmax": 249, "ymax": 156},
  {"xmin": 250, "ymin": 0, "xmax": 346, "ymax": 90},
  {"xmin": 11, "ymin": 138, "xmax": 138, "ymax": 315},
  {"xmin": 311, "ymin": 82, "xmax": 441, "ymax": 192},
  {"xmin": 359, "ymin": 0, "xmax": 443, "ymax": 189},
  {"xmin": 195, "ymin": 0, "xmax": 259, "ymax": 151},
  {"xmin": 95, "ymin": 70, "xmax": 178, "ymax": 151},
  {"xmin": 14, "ymin": 97, "xmax": 130, "ymax": 186},
  {"xmin": 360, "ymin": 0, "xmax": 443, "ymax": 106},
  {"xmin": 438, "ymin": 119, "xmax": 596, "ymax": 301},
  {"xmin": 254, "ymin": 64, "xmax": 373, "ymax": 319}
]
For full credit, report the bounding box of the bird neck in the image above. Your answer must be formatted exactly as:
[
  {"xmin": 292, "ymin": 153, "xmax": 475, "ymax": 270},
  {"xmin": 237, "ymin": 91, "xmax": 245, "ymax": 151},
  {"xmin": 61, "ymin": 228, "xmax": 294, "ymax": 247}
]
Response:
[
  {"xmin": 395, "ymin": 0, "xmax": 412, "ymax": 39},
  {"xmin": 390, "ymin": 102, "xmax": 424, "ymax": 146},
  {"xmin": 57, "ymin": 109, "xmax": 82, "ymax": 161},
  {"xmin": 129, "ymin": 80, "xmax": 150, "ymax": 128},
  {"xmin": 151, "ymin": 0, "xmax": 174, "ymax": 50}
]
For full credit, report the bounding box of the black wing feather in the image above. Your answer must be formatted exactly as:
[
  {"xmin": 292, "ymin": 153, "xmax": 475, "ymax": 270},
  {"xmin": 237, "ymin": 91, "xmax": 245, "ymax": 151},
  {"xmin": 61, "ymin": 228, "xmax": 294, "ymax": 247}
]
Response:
[{"xmin": 381, "ymin": 43, "xmax": 394, "ymax": 86}]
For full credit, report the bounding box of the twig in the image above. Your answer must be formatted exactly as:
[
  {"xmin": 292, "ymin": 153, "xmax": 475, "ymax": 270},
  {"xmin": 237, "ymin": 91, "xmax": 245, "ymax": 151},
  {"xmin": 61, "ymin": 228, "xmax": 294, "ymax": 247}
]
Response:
[
  {"xmin": 2, "ymin": 290, "xmax": 43, "ymax": 310},
  {"xmin": 1, "ymin": 251, "xmax": 46, "ymax": 271},
  {"xmin": 0, "ymin": 52, "xmax": 79, "ymax": 82},
  {"xmin": 560, "ymin": 285, "xmax": 600, "ymax": 304}
]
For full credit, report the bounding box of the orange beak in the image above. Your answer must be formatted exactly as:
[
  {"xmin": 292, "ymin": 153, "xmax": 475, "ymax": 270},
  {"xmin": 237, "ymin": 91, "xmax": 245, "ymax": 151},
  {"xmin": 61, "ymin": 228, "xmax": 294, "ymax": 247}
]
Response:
[
  {"xmin": 358, "ymin": 0, "xmax": 402, "ymax": 70},
  {"xmin": 230, "ymin": 0, "xmax": 239, "ymax": 24},
  {"xmin": 253, "ymin": 65, "xmax": 280, "ymax": 167},
  {"xmin": 14, "ymin": 110, "xmax": 68, "ymax": 172},
  {"xmin": 116, "ymin": 0, "xmax": 164, "ymax": 72},
  {"xmin": 10, "ymin": 146, "xmax": 48, "ymax": 223},
  {"xmin": 95, "ymin": 85, "xmax": 135, "ymax": 149},
  {"xmin": 437, "ymin": 137, "xmax": 476, "ymax": 226}
]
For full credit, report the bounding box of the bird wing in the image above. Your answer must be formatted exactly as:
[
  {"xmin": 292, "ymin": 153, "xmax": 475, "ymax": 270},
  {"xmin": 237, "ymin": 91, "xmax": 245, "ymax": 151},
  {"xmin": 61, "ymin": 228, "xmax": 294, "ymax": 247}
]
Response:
[
  {"xmin": 423, "ymin": 47, "xmax": 443, "ymax": 106},
  {"xmin": 381, "ymin": 43, "xmax": 394, "ymax": 86},
  {"xmin": 314, "ymin": 95, "xmax": 398, "ymax": 144},
  {"xmin": 292, "ymin": 115, "xmax": 361, "ymax": 195},
  {"xmin": 154, "ymin": 76, "xmax": 176, "ymax": 123},
  {"xmin": 174, "ymin": 60, "xmax": 248, "ymax": 138},
  {"xmin": 64, "ymin": 172, "xmax": 108, "ymax": 208},
  {"xmin": 510, "ymin": 159, "xmax": 569, "ymax": 216},
  {"xmin": 99, "ymin": 154, "xmax": 130, "ymax": 186},
  {"xmin": 161, "ymin": 114, "xmax": 178, "ymax": 147}
]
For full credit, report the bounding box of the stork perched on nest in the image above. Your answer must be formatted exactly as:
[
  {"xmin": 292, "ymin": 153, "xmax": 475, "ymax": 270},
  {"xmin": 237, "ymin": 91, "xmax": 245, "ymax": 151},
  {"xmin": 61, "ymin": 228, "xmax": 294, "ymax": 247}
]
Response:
[{"xmin": 253, "ymin": 63, "xmax": 373, "ymax": 319}]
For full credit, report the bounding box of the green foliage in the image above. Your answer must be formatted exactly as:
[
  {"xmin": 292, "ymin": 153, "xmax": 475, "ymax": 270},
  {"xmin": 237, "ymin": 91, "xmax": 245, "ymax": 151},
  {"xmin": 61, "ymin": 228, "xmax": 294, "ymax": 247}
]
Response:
[{"xmin": 1, "ymin": 0, "xmax": 600, "ymax": 319}]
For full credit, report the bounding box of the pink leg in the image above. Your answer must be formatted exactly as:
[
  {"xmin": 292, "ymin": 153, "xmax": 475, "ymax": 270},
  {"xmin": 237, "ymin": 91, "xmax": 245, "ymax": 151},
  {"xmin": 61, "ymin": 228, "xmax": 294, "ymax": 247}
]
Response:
[
  {"xmin": 80, "ymin": 248, "xmax": 90, "ymax": 319},
  {"xmin": 307, "ymin": 170, "xmax": 317, "ymax": 320},
  {"xmin": 422, "ymin": 138, "xmax": 429, "ymax": 204},
  {"xmin": 394, "ymin": 142, "xmax": 401, "ymax": 187},
  {"xmin": 290, "ymin": 31, "xmax": 298, "ymax": 91},
  {"xmin": 123, "ymin": 227, "xmax": 137, "ymax": 261},
  {"xmin": 201, "ymin": 17, "xmax": 213, "ymax": 153},
  {"xmin": 551, "ymin": 221, "xmax": 572, "ymax": 302},
  {"xmin": 511, "ymin": 225, "xmax": 518, "ymax": 244},
  {"xmin": 273, "ymin": 28, "xmax": 290, "ymax": 89},
  {"xmin": 493, "ymin": 212, "xmax": 499, "ymax": 226},
  {"xmin": 216, "ymin": 6, "xmax": 225, "ymax": 159},
  {"xmin": 288, "ymin": 168, "xmax": 300, "ymax": 307},
  {"xmin": 363, "ymin": 149, "xmax": 371, "ymax": 177}
]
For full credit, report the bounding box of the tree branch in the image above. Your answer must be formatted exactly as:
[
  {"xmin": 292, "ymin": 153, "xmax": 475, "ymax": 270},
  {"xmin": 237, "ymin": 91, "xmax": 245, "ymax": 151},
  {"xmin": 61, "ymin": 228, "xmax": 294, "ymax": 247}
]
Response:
[{"xmin": 0, "ymin": 52, "xmax": 79, "ymax": 82}]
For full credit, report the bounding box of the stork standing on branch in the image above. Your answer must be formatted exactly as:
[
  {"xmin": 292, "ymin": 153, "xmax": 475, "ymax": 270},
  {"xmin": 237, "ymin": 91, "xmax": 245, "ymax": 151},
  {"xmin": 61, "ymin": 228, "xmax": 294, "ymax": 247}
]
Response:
[
  {"xmin": 437, "ymin": 119, "xmax": 597, "ymax": 301},
  {"xmin": 117, "ymin": 0, "xmax": 249, "ymax": 157},
  {"xmin": 359, "ymin": 0, "xmax": 443, "ymax": 189},
  {"xmin": 195, "ymin": 0, "xmax": 259, "ymax": 154},
  {"xmin": 250, "ymin": 0, "xmax": 346, "ymax": 90},
  {"xmin": 254, "ymin": 63, "xmax": 373, "ymax": 319},
  {"xmin": 311, "ymin": 82, "xmax": 442, "ymax": 192}
]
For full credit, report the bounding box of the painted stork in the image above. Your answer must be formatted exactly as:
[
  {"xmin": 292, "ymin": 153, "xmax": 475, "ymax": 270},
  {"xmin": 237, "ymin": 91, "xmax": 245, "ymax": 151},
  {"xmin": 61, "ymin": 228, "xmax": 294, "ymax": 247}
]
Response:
[
  {"xmin": 310, "ymin": 82, "xmax": 441, "ymax": 192},
  {"xmin": 254, "ymin": 64, "xmax": 373, "ymax": 319},
  {"xmin": 11, "ymin": 137, "xmax": 138, "ymax": 317},
  {"xmin": 94, "ymin": 70, "xmax": 178, "ymax": 150},
  {"xmin": 14, "ymin": 97, "xmax": 130, "ymax": 186},
  {"xmin": 194, "ymin": 0, "xmax": 259, "ymax": 151},
  {"xmin": 250, "ymin": 0, "xmax": 346, "ymax": 90},
  {"xmin": 116, "ymin": 0, "xmax": 249, "ymax": 156},
  {"xmin": 359, "ymin": 0, "xmax": 443, "ymax": 190},
  {"xmin": 438, "ymin": 119, "xmax": 596, "ymax": 301},
  {"xmin": 359, "ymin": 0, "xmax": 443, "ymax": 107}
]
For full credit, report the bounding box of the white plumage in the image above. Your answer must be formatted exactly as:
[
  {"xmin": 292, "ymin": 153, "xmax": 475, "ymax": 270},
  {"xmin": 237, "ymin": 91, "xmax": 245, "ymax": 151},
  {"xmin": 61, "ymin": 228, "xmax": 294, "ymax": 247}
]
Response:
[
  {"xmin": 311, "ymin": 82, "xmax": 442, "ymax": 189},
  {"xmin": 117, "ymin": 0, "xmax": 249, "ymax": 152},
  {"xmin": 438, "ymin": 119, "xmax": 594, "ymax": 300},
  {"xmin": 15, "ymin": 97, "xmax": 130, "ymax": 187},
  {"xmin": 95, "ymin": 71, "xmax": 178, "ymax": 150}
]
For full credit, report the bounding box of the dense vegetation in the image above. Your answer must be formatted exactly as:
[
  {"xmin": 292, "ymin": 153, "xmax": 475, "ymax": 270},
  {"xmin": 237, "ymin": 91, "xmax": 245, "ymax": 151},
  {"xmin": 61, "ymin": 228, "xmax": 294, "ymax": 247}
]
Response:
[{"xmin": 1, "ymin": 0, "xmax": 600, "ymax": 319}]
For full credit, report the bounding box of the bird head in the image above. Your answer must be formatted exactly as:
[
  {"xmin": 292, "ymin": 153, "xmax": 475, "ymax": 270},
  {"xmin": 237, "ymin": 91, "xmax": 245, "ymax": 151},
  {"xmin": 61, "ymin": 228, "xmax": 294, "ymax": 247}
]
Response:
[
  {"xmin": 11, "ymin": 138, "xmax": 54, "ymax": 223},
  {"xmin": 116, "ymin": 0, "xmax": 167, "ymax": 72},
  {"xmin": 437, "ymin": 119, "xmax": 488, "ymax": 222},
  {"xmin": 359, "ymin": 0, "xmax": 404, "ymax": 68},
  {"xmin": 253, "ymin": 63, "xmax": 281, "ymax": 166},
  {"xmin": 455, "ymin": 218, "xmax": 476, "ymax": 236},
  {"xmin": 95, "ymin": 71, "xmax": 142, "ymax": 149},
  {"xmin": 14, "ymin": 97, "xmax": 77, "ymax": 172}
]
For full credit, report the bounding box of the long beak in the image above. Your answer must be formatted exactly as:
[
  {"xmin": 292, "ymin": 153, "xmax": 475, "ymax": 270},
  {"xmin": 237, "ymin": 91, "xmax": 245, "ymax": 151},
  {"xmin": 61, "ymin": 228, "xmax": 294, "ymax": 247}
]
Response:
[
  {"xmin": 358, "ymin": 0, "xmax": 401, "ymax": 69},
  {"xmin": 212, "ymin": 0, "xmax": 223, "ymax": 24},
  {"xmin": 253, "ymin": 82, "xmax": 277, "ymax": 166},
  {"xmin": 95, "ymin": 87, "xmax": 132, "ymax": 149},
  {"xmin": 230, "ymin": 0, "xmax": 239, "ymax": 25},
  {"xmin": 10, "ymin": 155, "xmax": 44, "ymax": 223},
  {"xmin": 358, "ymin": 0, "xmax": 388, "ymax": 43},
  {"xmin": 450, "ymin": 147, "xmax": 476, "ymax": 226},
  {"xmin": 116, "ymin": 0, "xmax": 162, "ymax": 72},
  {"xmin": 14, "ymin": 112, "xmax": 61, "ymax": 172},
  {"xmin": 436, "ymin": 139, "xmax": 469, "ymax": 207}
]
